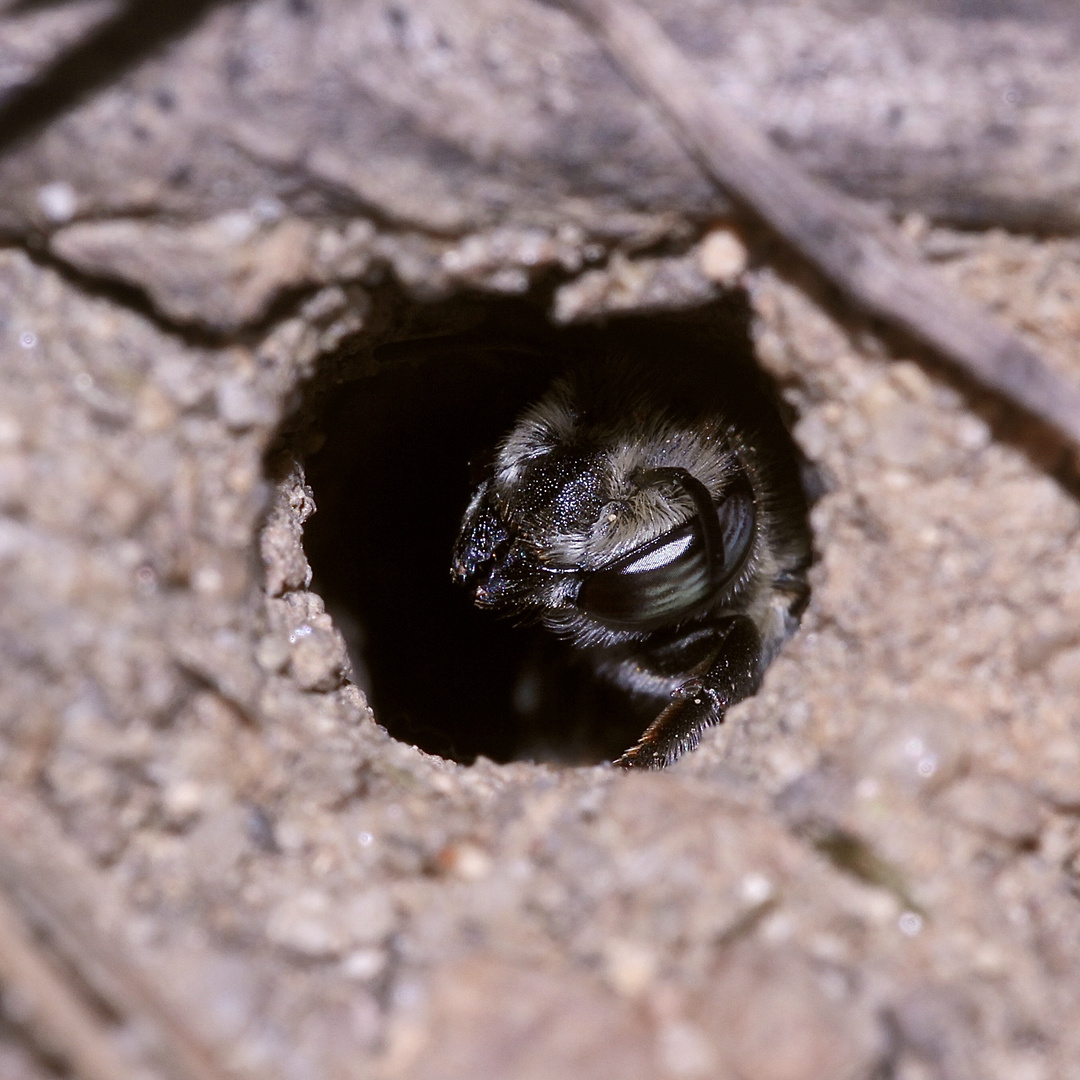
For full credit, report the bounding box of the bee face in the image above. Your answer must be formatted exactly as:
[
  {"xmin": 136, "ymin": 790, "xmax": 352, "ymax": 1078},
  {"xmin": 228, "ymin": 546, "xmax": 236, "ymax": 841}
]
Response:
[{"xmin": 452, "ymin": 343, "xmax": 812, "ymax": 768}]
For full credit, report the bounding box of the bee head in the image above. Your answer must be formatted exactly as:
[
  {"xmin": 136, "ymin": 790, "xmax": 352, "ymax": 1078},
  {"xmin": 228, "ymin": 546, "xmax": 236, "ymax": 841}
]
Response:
[{"xmin": 452, "ymin": 443, "xmax": 756, "ymax": 635}]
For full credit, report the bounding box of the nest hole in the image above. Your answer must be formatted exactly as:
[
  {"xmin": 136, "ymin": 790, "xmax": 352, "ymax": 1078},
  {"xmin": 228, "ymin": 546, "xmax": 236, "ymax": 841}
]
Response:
[{"xmin": 297, "ymin": 287, "xmax": 785, "ymax": 766}]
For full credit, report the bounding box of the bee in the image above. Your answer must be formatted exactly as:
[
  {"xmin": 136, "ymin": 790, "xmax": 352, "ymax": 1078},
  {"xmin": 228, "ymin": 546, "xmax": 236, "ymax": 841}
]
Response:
[{"xmin": 451, "ymin": 323, "xmax": 812, "ymax": 767}]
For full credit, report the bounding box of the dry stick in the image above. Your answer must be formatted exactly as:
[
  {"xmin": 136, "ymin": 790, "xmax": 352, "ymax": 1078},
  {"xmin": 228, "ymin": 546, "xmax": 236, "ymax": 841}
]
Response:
[
  {"xmin": 0, "ymin": 793, "xmax": 236, "ymax": 1080},
  {"xmin": 0, "ymin": 885, "xmax": 143, "ymax": 1080},
  {"xmin": 559, "ymin": 0, "xmax": 1080, "ymax": 450}
]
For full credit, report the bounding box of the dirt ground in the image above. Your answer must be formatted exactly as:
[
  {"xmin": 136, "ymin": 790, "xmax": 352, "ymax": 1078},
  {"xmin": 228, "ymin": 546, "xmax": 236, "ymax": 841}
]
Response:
[{"xmin": 1, "ymin": 3, "xmax": 1080, "ymax": 1079}]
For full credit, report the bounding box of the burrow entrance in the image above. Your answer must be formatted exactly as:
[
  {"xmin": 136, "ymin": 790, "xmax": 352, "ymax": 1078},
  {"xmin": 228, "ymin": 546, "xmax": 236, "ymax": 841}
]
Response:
[{"xmin": 296, "ymin": 287, "xmax": 791, "ymax": 766}]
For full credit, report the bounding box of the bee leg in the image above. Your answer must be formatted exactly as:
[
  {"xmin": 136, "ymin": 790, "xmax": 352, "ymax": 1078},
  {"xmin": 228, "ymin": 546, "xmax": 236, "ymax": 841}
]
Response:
[{"xmin": 616, "ymin": 616, "xmax": 762, "ymax": 769}]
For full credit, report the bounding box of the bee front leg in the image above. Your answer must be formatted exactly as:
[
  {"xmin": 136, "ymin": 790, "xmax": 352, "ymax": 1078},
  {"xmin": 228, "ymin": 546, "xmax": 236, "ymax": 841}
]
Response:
[{"xmin": 616, "ymin": 616, "xmax": 763, "ymax": 769}]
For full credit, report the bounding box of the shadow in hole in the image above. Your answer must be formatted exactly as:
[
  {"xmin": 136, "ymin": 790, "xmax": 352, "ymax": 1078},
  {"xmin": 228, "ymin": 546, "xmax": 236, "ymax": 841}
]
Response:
[{"xmin": 303, "ymin": 296, "xmax": 765, "ymax": 765}]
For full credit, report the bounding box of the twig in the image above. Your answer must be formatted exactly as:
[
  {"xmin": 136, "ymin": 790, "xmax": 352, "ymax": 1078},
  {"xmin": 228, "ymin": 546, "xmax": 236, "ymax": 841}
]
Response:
[
  {"xmin": 0, "ymin": 884, "xmax": 143, "ymax": 1080},
  {"xmin": 558, "ymin": 0, "xmax": 1080, "ymax": 450},
  {"xmin": 0, "ymin": 791, "xmax": 237, "ymax": 1080}
]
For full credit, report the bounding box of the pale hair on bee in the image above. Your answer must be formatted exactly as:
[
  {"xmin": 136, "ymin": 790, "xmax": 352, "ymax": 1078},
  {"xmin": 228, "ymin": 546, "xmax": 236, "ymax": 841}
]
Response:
[{"xmin": 452, "ymin": 322, "xmax": 812, "ymax": 767}]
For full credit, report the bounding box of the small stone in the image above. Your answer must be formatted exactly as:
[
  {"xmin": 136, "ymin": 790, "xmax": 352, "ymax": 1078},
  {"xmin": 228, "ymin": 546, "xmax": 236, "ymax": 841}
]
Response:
[
  {"xmin": 342, "ymin": 948, "xmax": 387, "ymax": 982},
  {"xmin": 602, "ymin": 939, "xmax": 658, "ymax": 997},
  {"xmin": 697, "ymin": 228, "xmax": 747, "ymax": 283},
  {"xmin": 436, "ymin": 842, "xmax": 493, "ymax": 881},
  {"xmin": 898, "ymin": 911, "xmax": 924, "ymax": 937},
  {"xmin": 739, "ymin": 873, "xmax": 774, "ymax": 905},
  {"xmin": 266, "ymin": 890, "xmax": 343, "ymax": 958},
  {"xmin": 255, "ymin": 634, "xmax": 291, "ymax": 674},
  {"xmin": 192, "ymin": 566, "xmax": 224, "ymax": 594},
  {"xmin": 160, "ymin": 779, "xmax": 205, "ymax": 826},
  {"xmin": 38, "ymin": 182, "xmax": 77, "ymax": 223},
  {"xmin": 289, "ymin": 624, "xmax": 347, "ymax": 691}
]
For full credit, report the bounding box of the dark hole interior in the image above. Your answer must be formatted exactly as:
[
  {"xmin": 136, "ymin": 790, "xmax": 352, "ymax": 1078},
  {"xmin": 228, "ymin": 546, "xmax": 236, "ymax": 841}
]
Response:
[{"xmin": 302, "ymin": 291, "xmax": 784, "ymax": 766}]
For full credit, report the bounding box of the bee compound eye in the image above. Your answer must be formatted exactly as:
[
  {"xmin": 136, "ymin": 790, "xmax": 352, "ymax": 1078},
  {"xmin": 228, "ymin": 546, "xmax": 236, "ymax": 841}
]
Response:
[
  {"xmin": 577, "ymin": 518, "xmax": 713, "ymax": 629},
  {"xmin": 577, "ymin": 474, "xmax": 755, "ymax": 630}
]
